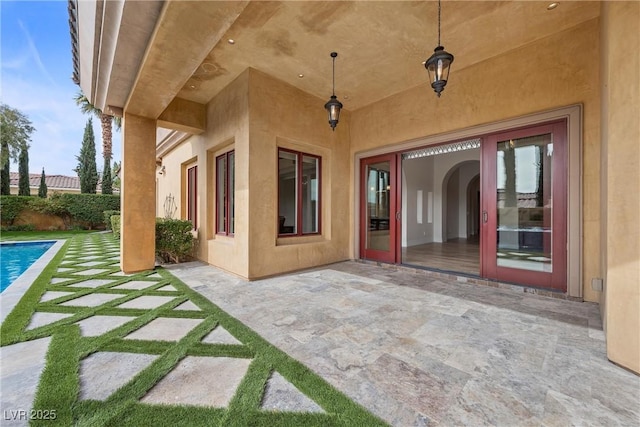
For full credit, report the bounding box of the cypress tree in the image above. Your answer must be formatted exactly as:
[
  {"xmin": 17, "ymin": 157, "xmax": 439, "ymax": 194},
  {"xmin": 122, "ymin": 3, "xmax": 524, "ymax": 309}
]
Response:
[
  {"xmin": 38, "ymin": 167, "xmax": 47, "ymax": 198},
  {"xmin": 75, "ymin": 118, "xmax": 98, "ymax": 193},
  {"xmin": 101, "ymin": 157, "xmax": 113, "ymax": 194},
  {"xmin": 0, "ymin": 140, "xmax": 9, "ymax": 195},
  {"xmin": 18, "ymin": 146, "xmax": 30, "ymax": 196}
]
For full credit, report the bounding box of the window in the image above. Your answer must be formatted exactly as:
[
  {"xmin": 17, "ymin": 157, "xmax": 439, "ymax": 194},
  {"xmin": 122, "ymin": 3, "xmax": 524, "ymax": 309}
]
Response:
[
  {"xmin": 278, "ymin": 148, "xmax": 321, "ymax": 236},
  {"xmin": 216, "ymin": 151, "xmax": 235, "ymax": 235},
  {"xmin": 187, "ymin": 165, "xmax": 197, "ymax": 229}
]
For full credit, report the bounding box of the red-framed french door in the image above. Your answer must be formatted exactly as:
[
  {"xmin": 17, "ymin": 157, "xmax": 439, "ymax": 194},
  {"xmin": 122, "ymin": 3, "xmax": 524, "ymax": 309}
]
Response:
[
  {"xmin": 481, "ymin": 121, "xmax": 568, "ymax": 291},
  {"xmin": 360, "ymin": 154, "xmax": 401, "ymax": 263}
]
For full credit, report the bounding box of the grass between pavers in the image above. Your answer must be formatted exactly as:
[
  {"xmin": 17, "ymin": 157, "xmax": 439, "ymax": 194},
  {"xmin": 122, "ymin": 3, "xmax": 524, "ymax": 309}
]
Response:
[{"xmin": 1, "ymin": 233, "xmax": 389, "ymax": 427}]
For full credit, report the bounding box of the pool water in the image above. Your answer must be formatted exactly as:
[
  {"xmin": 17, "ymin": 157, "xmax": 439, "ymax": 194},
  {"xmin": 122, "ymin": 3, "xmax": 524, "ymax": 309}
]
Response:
[{"xmin": 1, "ymin": 241, "xmax": 55, "ymax": 292}]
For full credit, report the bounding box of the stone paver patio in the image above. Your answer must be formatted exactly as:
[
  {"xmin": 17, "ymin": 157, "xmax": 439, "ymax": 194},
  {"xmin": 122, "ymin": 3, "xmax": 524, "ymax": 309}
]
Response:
[
  {"xmin": 168, "ymin": 261, "xmax": 640, "ymax": 426},
  {"xmin": 1, "ymin": 233, "xmax": 638, "ymax": 426}
]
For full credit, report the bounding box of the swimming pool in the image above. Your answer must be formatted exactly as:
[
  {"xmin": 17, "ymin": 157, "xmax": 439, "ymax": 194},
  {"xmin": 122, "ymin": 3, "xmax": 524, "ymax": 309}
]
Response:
[{"xmin": 1, "ymin": 241, "xmax": 55, "ymax": 292}]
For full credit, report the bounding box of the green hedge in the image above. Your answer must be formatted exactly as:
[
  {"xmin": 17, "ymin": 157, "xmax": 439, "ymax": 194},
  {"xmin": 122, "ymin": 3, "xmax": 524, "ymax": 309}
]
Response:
[
  {"xmin": 155, "ymin": 218, "xmax": 194, "ymax": 264},
  {"xmin": 60, "ymin": 194, "xmax": 120, "ymax": 229},
  {"xmin": 0, "ymin": 196, "xmax": 33, "ymax": 225},
  {"xmin": 0, "ymin": 193, "xmax": 120, "ymax": 230},
  {"xmin": 111, "ymin": 215, "xmax": 121, "ymax": 239},
  {"xmin": 103, "ymin": 210, "xmax": 120, "ymax": 231}
]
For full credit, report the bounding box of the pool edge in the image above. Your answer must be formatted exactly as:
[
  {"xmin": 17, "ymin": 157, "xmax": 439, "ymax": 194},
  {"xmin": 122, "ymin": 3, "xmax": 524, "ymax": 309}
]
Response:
[{"xmin": 0, "ymin": 240, "xmax": 66, "ymax": 324}]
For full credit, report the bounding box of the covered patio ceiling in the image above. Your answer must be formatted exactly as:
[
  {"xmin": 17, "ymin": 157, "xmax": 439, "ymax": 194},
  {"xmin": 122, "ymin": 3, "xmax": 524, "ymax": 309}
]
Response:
[{"xmin": 92, "ymin": 1, "xmax": 600, "ymax": 118}]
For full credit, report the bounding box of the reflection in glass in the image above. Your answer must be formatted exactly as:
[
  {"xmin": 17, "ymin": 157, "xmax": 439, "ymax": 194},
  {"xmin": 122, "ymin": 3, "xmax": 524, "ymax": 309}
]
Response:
[
  {"xmin": 278, "ymin": 150, "xmax": 297, "ymax": 234},
  {"xmin": 366, "ymin": 161, "xmax": 391, "ymax": 251},
  {"xmin": 302, "ymin": 155, "xmax": 319, "ymax": 233},
  {"xmin": 228, "ymin": 152, "xmax": 235, "ymax": 234},
  {"xmin": 497, "ymin": 134, "xmax": 553, "ymax": 272},
  {"xmin": 216, "ymin": 156, "xmax": 226, "ymax": 233}
]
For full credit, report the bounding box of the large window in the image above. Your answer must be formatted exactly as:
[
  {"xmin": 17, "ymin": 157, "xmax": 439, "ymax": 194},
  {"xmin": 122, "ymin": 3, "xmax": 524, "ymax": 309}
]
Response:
[
  {"xmin": 216, "ymin": 151, "xmax": 235, "ymax": 235},
  {"xmin": 186, "ymin": 164, "xmax": 197, "ymax": 229},
  {"xmin": 278, "ymin": 148, "xmax": 320, "ymax": 236}
]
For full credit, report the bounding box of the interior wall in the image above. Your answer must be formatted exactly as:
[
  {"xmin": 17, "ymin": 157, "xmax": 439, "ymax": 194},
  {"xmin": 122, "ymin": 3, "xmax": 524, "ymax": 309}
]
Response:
[
  {"xmin": 350, "ymin": 19, "xmax": 601, "ymax": 301},
  {"xmin": 402, "ymin": 156, "xmax": 434, "ymax": 246},
  {"xmin": 446, "ymin": 169, "xmax": 460, "ymax": 240},
  {"xmin": 247, "ymin": 68, "xmax": 351, "ymax": 279},
  {"xmin": 433, "ymin": 151, "xmax": 481, "ymax": 243},
  {"xmin": 601, "ymin": 1, "xmax": 640, "ymax": 374}
]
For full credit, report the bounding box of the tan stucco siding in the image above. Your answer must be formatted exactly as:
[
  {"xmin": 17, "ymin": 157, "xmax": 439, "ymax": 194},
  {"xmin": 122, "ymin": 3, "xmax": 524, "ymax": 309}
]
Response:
[
  {"xmin": 246, "ymin": 69, "xmax": 351, "ymax": 279},
  {"xmin": 350, "ymin": 19, "xmax": 602, "ymax": 302},
  {"xmin": 158, "ymin": 70, "xmax": 251, "ymax": 278},
  {"xmin": 601, "ymin": 1, "xmax": 640, "ymax": 374}
]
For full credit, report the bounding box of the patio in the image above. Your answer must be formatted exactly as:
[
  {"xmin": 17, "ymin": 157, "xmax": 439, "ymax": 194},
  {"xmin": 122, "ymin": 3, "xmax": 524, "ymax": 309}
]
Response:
[
  {"xmin": 1, "ymin": 233, "xmax": 638, "ymax": 426},
  {"xmin": 169, "ymin": 260, "xmax": 640, "ymax": 426}
]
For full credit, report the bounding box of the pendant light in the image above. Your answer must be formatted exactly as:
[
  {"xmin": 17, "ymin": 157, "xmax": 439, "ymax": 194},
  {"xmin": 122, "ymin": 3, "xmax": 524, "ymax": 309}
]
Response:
[
  {"xmin": 424, "ymin": 0, "xmax": 454, "ymax": 97},
  {"xmin": 324, "ymin": 52, "xmax": 343, "ymax": 131}
]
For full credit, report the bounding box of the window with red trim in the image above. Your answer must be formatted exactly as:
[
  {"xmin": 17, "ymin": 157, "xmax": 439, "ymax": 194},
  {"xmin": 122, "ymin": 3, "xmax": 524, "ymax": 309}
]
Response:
[
  {"xmin": 216, "ymin": 151, "xmax": 234, "ymax": 235},
  {"xmin": 278, "ymin": 148, "xmax": 321, "ymax": 236}
]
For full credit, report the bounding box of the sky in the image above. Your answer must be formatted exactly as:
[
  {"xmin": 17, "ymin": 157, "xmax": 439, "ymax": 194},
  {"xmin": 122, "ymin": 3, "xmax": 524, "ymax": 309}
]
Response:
[{"xmin": 1, "ymin": 0, "xmax": 121, "ymax": 176}]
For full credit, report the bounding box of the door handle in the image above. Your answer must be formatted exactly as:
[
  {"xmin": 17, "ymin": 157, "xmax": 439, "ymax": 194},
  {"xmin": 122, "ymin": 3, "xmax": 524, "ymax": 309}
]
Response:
[
  {"xmin": 482, "ymin": 210, "xmax": 488, "ymax": 223},
  {"xmin": 396, "ymin": 211, "xmax": 401, "ymax": 221}
]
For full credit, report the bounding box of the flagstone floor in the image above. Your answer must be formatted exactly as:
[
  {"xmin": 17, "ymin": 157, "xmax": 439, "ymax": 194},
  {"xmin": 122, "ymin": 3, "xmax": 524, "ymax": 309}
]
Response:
[
  {"xmin": 1, "ymin": 233, "xmax": 639, "ymax": 426},
  {"xmin": 168, "ymin": 261, "xmax": 640, "ymax": 426}
]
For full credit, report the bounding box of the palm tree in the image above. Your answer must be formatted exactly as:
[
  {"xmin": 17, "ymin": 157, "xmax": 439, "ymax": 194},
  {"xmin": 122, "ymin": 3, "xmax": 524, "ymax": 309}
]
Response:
[{"xmin": 74, "ymin": 92, "xmax": 121, "ymax": 194}]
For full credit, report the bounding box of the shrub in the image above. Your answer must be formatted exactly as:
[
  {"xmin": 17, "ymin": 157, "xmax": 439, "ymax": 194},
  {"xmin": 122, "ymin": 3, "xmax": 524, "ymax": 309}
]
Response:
[
  {"xmin": 103, "ymin": 210, "xmax": 120, "ymax": 231},
  {"xmin": 111, "ymin": 215, "xmax": 121, "ymax": 239},
  {"xmin": 59, "ymin": 193, "xmax": 120, "ymax": 229},
  {"xmin": 5, "ymin": 223, "xmax": 35, "ymax": 231},
  {"xmin": 0, "ymin": 195, "xmax": 33, "ymax": 225},
  {"xmin": 155, "ymin": 218, "xmax": 194, "ymax": 264}
]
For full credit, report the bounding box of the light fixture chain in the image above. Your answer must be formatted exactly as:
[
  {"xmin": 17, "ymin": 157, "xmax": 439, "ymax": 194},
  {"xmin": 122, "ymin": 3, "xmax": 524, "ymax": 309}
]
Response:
[
  {"xmin": 438, "ymin": 0, "xmax": 441, "ymax": 47},
  {"xmin": 332, "ymin": 55, "xmax": 336, "ymax": 96}
]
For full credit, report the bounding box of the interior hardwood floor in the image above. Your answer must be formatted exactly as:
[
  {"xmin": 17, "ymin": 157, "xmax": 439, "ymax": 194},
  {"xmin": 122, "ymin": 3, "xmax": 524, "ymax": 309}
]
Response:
[{"xmin": 402, "ymin": 236, "xmax": 480, "ymax": 275}]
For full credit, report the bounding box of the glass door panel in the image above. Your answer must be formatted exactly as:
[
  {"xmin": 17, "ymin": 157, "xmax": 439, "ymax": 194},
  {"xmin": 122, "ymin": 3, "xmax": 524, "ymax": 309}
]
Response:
[
  {"xmin": 482, "ymin": 121, "xmax": 567, "ymax": 291},
  {"xmin": 496, "ymin": 134, "xmax": 553, "ymax": 272},
  {"xmin": 360, "ymin": 154, "xmax": 398, "ymax": 263}
]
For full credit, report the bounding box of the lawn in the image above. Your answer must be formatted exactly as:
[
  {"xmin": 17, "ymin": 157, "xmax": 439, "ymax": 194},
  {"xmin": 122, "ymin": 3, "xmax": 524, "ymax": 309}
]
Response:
[
  {"xmin": 0, "ymin": 232, "xmax": 387, "ymax": 426},
  {"xmin": 0, "ymin": 230, "xmax": 95, "ymax": 242}
]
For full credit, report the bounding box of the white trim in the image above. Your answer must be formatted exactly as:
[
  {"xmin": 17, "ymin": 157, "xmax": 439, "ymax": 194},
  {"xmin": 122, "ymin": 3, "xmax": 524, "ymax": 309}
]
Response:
[{"xmin": 353, "ymin": 105, "xmax": 582, "ymax": 297}]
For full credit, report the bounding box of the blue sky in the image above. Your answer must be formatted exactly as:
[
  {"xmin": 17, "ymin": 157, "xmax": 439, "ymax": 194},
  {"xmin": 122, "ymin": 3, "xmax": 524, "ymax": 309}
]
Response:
[{"xmin": 1, "ymin": 0, "xmax": 121, "ymax": 176}]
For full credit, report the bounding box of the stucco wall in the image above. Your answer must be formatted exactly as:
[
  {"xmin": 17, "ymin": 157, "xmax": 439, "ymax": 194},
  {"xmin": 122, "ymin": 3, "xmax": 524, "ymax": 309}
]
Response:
[
  {"xmin": 350, "ymin": 19, "xmax": 601, "ymax": 302},
  {"xmin": 246, "ymin": 69, "xmax": 351, "ymax": 279},
  {"xmin": 158, "ymin": 70, "xmax": 251, "ymax": 278},
  {"xmin": 601, "ymin": 1, "xmax": 640, "ymax": 374}
]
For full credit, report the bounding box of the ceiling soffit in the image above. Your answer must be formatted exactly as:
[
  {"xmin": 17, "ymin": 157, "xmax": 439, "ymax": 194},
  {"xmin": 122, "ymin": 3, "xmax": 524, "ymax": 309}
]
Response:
[{"xmin": 168, "ymin": 1, "xmax": 599, "ymax": 111}]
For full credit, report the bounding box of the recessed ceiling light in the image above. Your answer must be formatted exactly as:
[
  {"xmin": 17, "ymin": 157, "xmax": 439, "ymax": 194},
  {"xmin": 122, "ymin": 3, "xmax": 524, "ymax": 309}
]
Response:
[
  {"xmin": 344, "ymin": 95, "xmax": 349, "ymax": 100},
  {"xmin": 189, "ymin": 85, "xmax": 196, "ymax": 89},
  {"xmin": 547, "ymin": 2, "xmax": 559, "ymax": 10},
  {"xmin": 298, "ymin": 74, "xmax": 304, "ymax": 78},
  {"xmin": 228, "ymin": 39, "xmax": 235, "ymax": 44}
]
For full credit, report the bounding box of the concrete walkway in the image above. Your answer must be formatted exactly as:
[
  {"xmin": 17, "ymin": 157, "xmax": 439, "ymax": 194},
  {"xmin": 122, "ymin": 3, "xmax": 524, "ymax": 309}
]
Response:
[{"xmin": 168, "ymin": 261, "xmax": 640, "ymax": 426}]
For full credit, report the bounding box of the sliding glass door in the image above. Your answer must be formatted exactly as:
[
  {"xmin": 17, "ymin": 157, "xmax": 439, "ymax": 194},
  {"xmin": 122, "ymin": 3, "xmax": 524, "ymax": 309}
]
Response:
[
  {"xmin": 481, "ymin": 121, "xmax": 567, "ymax": 291},
  {"xmin": 360, "ymin": 154, "xmax": 399, "ymax": 263}
]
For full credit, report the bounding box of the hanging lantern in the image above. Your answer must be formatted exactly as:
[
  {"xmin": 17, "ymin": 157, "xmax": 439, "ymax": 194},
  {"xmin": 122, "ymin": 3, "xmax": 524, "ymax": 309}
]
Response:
[
  {"xmin": 424, "ymin": 0, "xmax": 454, "ymax": 97},
  {"xmin": 324, "ymin": 52, "xmax": 343, "ymax": 130}
]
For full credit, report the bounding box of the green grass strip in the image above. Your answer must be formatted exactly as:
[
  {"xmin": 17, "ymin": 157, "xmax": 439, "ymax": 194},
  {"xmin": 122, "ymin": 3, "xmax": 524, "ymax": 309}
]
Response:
[
  {"xmin": 30, "ymin": 325, "xmax": 81, "ymax": 427},
  {"xmin": 75, "ymin": 316, "xmax": 217, "ymax": 426}
]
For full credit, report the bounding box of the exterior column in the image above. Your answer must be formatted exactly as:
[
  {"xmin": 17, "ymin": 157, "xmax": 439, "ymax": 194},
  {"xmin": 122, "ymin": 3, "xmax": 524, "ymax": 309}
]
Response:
[
  {"xmin": 121, "ymin": 113, "xmax": 157, "ymax": 273},
  {"xmin": 601, "ymin": 1, "xmax": 640, "ymax": 374}
]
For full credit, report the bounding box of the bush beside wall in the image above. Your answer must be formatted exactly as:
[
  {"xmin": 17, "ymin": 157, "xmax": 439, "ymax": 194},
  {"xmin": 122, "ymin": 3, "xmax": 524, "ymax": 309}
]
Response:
[
  {"xmin": 155, "ymin": 218, "xmax": 194, "ymax": 264},
  {"xmin": 111, "ymin": 215, "xmax": 121, "ymax": 239},
  {"xmin": 103, "ymin": 210, "xmax": 120, "ymax": 231}
]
